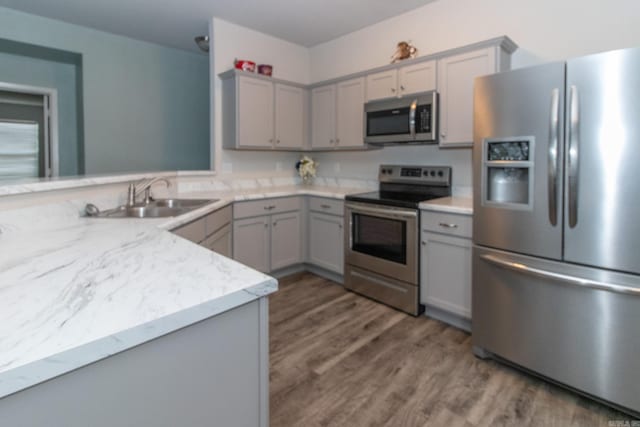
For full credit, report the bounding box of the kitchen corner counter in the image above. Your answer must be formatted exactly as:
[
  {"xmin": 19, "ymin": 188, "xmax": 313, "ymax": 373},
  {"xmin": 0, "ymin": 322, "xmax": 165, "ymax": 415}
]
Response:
[
  {"xmin": 0, "ymin": 182, "xmax": 368, "ymax": 400},
  {"xmin": 419, "ymin": 196, "xmax": 473, "ymax": 215},
  {"xmin": 0, "ymin": 215, "xmax": 276, "ymax": 400}
]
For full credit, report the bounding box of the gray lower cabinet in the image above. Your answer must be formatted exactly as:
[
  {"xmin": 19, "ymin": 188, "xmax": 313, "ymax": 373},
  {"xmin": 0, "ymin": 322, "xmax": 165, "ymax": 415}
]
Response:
[
  {"xmin": 172, "ymin": 205, "xmax": 233, "ymax": 258},
  {"xmin": 233, "ymin": 197, "xmax": 302, "ymax": 273},
  {"xmin": 307, "ymin": 197, "xmax": 344, "ymax": 274},
  {"xmin": 420, "ymin": 210, "xmax": 472, "ymax": 330},
  {"xmin": 233, "ymin": 216, "xmax": 271, "ymax": 272},
  {"xmin": 0, "ymin": 298, "xmax": 270, "ymax": 427}
]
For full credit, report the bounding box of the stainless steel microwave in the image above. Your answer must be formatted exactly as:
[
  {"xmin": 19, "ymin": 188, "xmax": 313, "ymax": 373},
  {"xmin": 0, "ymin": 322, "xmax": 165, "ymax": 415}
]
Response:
[{"xmin": 364, "ymin": 91, "xmax": 438, "ymax": 145}]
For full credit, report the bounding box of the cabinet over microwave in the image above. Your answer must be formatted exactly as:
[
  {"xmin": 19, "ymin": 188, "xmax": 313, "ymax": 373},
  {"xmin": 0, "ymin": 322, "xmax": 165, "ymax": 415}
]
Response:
[{"xmin": 364, "ymin": 91, "xmax": 438, "ymax": 145}]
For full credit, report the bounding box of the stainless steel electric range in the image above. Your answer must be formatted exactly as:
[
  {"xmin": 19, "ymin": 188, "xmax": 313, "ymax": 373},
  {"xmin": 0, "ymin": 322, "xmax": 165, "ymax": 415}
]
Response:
[{"xmin": 344, "ymin": 164, "xmax": 452, "ymax": 316}]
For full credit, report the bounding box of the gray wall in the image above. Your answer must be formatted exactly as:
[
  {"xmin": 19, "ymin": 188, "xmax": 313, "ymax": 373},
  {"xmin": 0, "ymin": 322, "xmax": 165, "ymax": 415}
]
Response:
[{"xmin": 0, "ymin": 7, "xmax": 210, "ymax": 175}]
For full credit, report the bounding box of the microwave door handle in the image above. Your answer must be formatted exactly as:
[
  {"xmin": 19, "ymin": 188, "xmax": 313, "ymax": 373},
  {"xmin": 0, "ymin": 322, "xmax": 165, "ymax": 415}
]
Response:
[{"xmin": 409, "ymin": 99, "xmax": 417, "ymax": 139}]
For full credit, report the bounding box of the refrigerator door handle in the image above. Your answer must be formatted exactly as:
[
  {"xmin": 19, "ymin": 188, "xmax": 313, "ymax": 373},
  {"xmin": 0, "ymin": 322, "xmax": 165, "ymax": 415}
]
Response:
[
  {"xmin": 548, "ymin": 88, "xmax": 560, "ymax": 226},
  {"xmin": 481, "ymin": 254, "xmax": 640, "ymax": 296},
  {"xmin": 568, "ymin": 85, "xmax": 580, "ymax": 228}
]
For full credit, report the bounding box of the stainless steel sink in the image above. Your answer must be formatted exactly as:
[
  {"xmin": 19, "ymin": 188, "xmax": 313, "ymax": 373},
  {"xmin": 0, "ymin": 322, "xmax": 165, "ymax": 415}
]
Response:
[
  {"xmin": 91, "ymin": 199, "xmax": 218, "ymax": 218},
  {"xmin": 150, "ymin": 198, "xmax": 214, "ymax": 209}
]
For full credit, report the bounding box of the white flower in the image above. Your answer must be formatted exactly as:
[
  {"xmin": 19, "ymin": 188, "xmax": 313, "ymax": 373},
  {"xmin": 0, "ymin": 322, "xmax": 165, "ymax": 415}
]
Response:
[{"xmin": 297, "ymin": 155, "xmax": 318, "ymax": 181}]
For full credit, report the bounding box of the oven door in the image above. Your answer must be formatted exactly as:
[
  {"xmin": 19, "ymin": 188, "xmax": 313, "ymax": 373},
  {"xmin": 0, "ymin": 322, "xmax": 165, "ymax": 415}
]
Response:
[{"xmin": 345, "ymin": 202, "xmax": 418, "ymax": 284}]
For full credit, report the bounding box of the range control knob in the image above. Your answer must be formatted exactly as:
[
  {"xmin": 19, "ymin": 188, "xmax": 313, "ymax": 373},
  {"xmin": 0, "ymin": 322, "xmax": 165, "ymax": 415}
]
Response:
[
  {"xmin": 423, "ymin": 170, "xmax": 429, "ymax": 176},
  {"xmin": 438, "ymin": 171, "xmax": 444, "ymax": 177},
  {"xmin": 430, "ymin": 170, "xmax": 436, "ymax": 177}
]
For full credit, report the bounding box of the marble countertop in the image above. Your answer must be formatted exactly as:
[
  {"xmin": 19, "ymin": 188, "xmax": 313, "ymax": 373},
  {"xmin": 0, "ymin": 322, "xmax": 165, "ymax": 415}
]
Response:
[
  {"xmin": 0, "ymin": 184, "xmax": 363, "ymax": 399},
  {"xmin": 419, "ymin": 196, "xmax": 473, "ymax": 215}
]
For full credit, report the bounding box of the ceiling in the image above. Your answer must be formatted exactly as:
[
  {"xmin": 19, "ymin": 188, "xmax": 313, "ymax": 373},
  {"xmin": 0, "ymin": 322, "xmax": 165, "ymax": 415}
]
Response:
[{"xmin": 0, "ymin": 0, "xmax": 438, "ymax": 53}]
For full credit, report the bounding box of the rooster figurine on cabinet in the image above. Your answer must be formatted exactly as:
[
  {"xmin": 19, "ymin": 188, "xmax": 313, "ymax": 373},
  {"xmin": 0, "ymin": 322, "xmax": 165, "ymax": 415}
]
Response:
[{"xmin": 391, "ymin": 41, "xmax": 418, "ymax": 63}]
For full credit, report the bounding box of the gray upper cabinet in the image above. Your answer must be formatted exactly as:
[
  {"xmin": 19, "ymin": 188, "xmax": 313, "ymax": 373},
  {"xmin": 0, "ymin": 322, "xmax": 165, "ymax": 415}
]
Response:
[
  {"xmin": 311, "ymin": 77, "xmax": 365, "ymax": 150},
  {"xmin": 366, "ymin": 61, "xmax": 436, "ymax": 101},
  {"xmin": 335, "ymin": 78, "xmax": 365, "ymax": 148},
  {"xmin": 275, "ymin": 83, "xmax": 305, "ymax": 148},
  {"xmin": 437, "ymin": 45, "xmax": 512, "ymax": 148},
  {"xmin": 310, "ymin": 84, "xmax": 336, "ymax": 149},
  {"xmin": 218, "ymin": 37, "xmax": 517, "ymax": 152},
  {"xmin": 221, "ymin": 72, "xmax": 306, "ymax": 150}
]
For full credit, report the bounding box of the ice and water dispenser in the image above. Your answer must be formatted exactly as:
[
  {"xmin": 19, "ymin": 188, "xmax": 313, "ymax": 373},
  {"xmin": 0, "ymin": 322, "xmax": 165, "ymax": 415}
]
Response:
[{"xmin": 482, "ymin": 137, "xmax": 534, "ymax": 209}]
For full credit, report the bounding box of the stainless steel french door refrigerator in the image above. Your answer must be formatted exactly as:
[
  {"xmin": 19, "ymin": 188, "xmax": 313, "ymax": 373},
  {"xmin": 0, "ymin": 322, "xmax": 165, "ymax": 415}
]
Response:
[{"xmin": 472, "ymin": 47, "xmax": 640, "ymax": 415}]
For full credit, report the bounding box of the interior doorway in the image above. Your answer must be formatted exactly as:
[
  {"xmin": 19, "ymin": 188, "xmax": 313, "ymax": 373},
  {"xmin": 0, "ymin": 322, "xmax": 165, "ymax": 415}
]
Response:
[{"xmin": 0, "ymin": 82, "xmax": 58, "ymax": 180}]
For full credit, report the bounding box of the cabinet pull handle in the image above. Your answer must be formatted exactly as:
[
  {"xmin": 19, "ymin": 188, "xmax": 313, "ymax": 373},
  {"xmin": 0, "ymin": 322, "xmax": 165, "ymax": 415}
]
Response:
[
  {"xmin": 439, "ymin": 222, "xmax": 458, "ymax": 228},
  {"xmin": 264, "ymin": 205, "xmax": 276, "ymax": 210},
  {"xmin": 264, "ymin": 223, "xmax": 268, "ymax": 228},
  {"xmin": 320, "ymin": 204, "xmax": 331, "ymax": 209},
  {"xmin": 336, "ymin": 138, "xmax": 340, "ymax": 144},
  {"xmin": 440, "ymin": 132, "xmax": 446, "ymax": 138},
  {"xmin": 421, "ymin": 241, "xmax": 426, "ymax": 245},
  {"xmin": 273, "ymin": 221, "xmax": 277, "ymax": 226},
  {"xmin": 391, "ymin": 87, "xmax": 396, "ymax": 93},
  {"xmin": 400, "ymin": 85, "xmax": 405, "ymax": 91},
  {"xmin": 276, "ymin": 139, "xmax": 281, "ymax": 144}
]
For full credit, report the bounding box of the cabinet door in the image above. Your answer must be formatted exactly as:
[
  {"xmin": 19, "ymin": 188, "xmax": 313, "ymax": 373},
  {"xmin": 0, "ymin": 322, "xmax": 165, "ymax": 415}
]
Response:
[
  {"xmin": 237, "ymin": 76, "xmax": 275, "ymax": 148},
  {"xmin": 275, "ymin": 84, "xmax": 304, "ymax": 149},
  {"xmin": 202, "ymin": 224, "xmax": 232, "ymax": 258},
  {"xmin": 398, "ymin": 60, "xmax": 436, "ymax": 96},
  {"xmin": 420, "ymin": 231, "xmax": 472, "ymax": 319},
  {"xmin": 336, "ymin": 77, "xmax": 365, "ymax": 148},
  {"xmin": 311, "ymin": 85, "xmax": 336, "ymax": 149},
  {"xmin": 365, "ymin": 69, "xmax": 398, "ymax": 101},
  {"xmin": 437, "ymin": 48, "xmax": 496, "ymax": 147},
  {"xmin": 308, "ymin": 212, "xmax": 344, "ymax": 274},
  {"xmin": 233, "ymin": 216, "xmax": 270, "ymax": 272},
  {"xmin": 270, "ymin": 211, "xmax": 302, "ymax": 271}
]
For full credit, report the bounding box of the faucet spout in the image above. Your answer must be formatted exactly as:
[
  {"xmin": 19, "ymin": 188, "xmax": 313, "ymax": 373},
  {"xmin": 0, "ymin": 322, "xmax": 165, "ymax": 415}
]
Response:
[{"xmin": 127, "ymin": 177, "xmax": 171, "ymax": 207}]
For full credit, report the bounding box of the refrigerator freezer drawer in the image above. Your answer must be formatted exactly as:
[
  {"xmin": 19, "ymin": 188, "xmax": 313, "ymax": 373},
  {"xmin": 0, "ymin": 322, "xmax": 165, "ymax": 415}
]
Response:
[{"xmin": 473, "ymin": 246, "xmax": 640, "ymax": 414}]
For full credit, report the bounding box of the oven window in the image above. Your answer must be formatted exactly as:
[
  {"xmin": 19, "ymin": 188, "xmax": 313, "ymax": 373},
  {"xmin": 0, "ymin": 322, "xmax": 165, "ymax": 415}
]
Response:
[
  {"xmin": 352, "ymin": 213, "xmax": 406, "ymax": 264},
  {"xmin": 367, "ymin": 107, "xmax": 410, "ymax": 136}
]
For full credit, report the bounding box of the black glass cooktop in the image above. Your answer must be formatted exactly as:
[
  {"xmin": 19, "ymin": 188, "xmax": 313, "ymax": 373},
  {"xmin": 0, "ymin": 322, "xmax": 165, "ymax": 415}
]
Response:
[{"xmin": 345, "ymin": 191, "xmax": 444, "ymax": 209}]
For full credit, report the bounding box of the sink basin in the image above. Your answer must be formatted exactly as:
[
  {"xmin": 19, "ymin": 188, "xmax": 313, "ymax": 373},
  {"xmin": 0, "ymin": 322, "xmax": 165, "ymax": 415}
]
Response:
[
  {"xmin": 150, "ymin": 198, "xmax": 215, "ymax": 209},
  {"xmin": 93, "ymin": 198, "xmax": 218, "ymax": 218}
]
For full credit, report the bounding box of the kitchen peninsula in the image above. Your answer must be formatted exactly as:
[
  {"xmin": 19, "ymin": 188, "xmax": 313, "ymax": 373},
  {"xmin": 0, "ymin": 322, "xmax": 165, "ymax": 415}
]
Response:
[
  {"xmin": 0, "ymin": 175, "xmax": 281, "ymax": 427},
  {"xmin": 0, "ymin": 171, "xmax": 380, "ymax": 426}
]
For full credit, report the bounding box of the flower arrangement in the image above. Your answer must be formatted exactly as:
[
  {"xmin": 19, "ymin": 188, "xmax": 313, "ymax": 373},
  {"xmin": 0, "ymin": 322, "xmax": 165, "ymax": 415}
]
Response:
[{"xmin": 295, "ymin": 155, "xmax": 318, "ymax": 183}]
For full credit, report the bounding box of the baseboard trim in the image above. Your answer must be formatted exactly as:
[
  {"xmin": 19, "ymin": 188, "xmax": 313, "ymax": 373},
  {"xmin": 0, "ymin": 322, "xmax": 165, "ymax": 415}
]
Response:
[{"xmin": 270, "ymin": 263, "xmax": 344, "ymax": 285}]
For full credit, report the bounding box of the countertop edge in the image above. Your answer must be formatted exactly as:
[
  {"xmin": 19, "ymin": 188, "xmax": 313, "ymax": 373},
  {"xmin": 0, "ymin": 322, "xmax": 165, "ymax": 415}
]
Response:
[
  {"xmin": 0, "ymin": 278, "xmax": 277, "ymax": 400},
  {"xmin": 419, "ymin": 196, "xmax": 473, "ymax": 215}
]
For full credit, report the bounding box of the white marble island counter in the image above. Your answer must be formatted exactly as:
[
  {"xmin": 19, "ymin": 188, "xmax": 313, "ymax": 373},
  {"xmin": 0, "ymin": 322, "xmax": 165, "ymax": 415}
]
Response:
[
  {"xmin": 0, "ymin": 177, "xmax": 371, "ymax": 426},
  {"xmin": 0, "ymin": 216, "xmax": 276, "ymax": 400}
]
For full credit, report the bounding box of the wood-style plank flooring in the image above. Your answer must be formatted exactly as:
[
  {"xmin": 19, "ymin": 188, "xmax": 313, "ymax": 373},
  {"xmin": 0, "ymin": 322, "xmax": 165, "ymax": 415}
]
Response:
[{"xmin": 270, "ymin": 272, "xmax": 631, "ymax": 427}]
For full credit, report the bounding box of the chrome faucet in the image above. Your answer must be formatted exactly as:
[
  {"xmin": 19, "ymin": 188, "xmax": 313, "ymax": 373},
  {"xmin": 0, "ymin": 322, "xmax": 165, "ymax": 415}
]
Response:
[{"xmin": 126, "ymin": 177, "xmax": 171, "ymax": 207}]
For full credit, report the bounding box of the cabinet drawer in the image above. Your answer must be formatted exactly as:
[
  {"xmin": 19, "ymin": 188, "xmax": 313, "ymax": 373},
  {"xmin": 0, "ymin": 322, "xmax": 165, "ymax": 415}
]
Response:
[
  {"xmin": 172, "ymin": 217, "xmax": 206, "ymax": 244},
  {"xmin": 308, "ymin": 197, "xmax": 344, "ymax": 216},
  {"xmin": 234, "ymin": 197, "xmax": 301, "ymax": 219},
  {"xmin": 205, "ymin": 205, "xmax": 232, "ymax": 236},
  {"xmin": 421, "ymin": 211, "xmax": 472, "ymax": 238}
]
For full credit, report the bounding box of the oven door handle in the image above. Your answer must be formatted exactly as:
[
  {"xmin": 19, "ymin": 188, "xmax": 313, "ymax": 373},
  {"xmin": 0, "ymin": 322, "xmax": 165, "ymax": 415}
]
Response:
[{"xmin": 347, "ymin": 204, "xmax": 417, "ymax": 220}]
